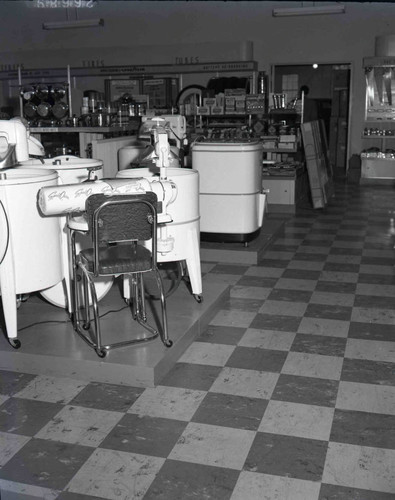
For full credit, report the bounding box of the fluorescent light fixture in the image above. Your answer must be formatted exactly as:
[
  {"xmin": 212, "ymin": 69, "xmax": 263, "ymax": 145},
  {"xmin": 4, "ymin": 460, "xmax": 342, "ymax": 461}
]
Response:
[
  {"xmin": 42, "ymin": 18, "xmax": 104, "ymax": 30},
  {"xmin": 272, "ymin": 4, "xmax": 345, "ymax": 17}
]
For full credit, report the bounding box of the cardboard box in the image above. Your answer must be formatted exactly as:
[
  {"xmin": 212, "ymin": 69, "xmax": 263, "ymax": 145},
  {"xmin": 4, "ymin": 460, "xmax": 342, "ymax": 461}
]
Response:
[
  {"xmin": 225, "ymin": 96, "xmax": 235, "ymax": 106},
  {"xmin": 262, "ymin": 140, "xmax": 277, "ymax": 150},
  {"xmin": 142, "ymin": 78, "xmax": 179, "ymax": 109},
  {"xmin": 245, "ymin": 94, "xmax": 266, "ymax": 114},
  {"xmin": 105, "ymin": 79, "xmax": 141, "ymax": 102},
  {"xmin": 279, "ymin": 134, "xmax": 296, "ymax": 142},
  {"xmin": 211, "ymin": 106, "xmax": 224, "ymax": 115},
  {"xmin": 279, "ymin": 142, "xmax": 296, "ymax": 150},
  {"xmin": 235, "ymin": 96, "xmax": 246, "ymax": 112},
  {"xmin": 224, "ymin": 89, "xmax": 247, "ymax": 96},
  {"xmin": 225, "ymin": 97, "xmax": 235, "ymax": 113},
  {"xmin": 197, "ymin": 106, "xmax": 210, "ymax": 115},
  {"xmin": 204, "ymin": 97, "xmax": 217, "ymax": 107}
]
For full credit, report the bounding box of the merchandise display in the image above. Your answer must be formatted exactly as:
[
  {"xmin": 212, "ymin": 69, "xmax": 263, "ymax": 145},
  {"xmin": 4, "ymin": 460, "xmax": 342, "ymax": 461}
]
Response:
[
  {"xmin": 19, "ymin": 155, "xmax": 111, "ymax": 309},
  {"xmin": 192, "ymin": 138, "xmax": 265, "ymax": 243},
  {"xmin": 0, "ymin": 119, "xmax": 64, "ymax": 346}
]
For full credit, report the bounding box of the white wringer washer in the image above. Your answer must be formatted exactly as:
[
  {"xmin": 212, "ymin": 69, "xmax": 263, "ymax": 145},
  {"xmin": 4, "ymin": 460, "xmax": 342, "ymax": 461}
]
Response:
[{"xmin": 0, "ymin": 119, "xmax": 63, "ymax": 348}]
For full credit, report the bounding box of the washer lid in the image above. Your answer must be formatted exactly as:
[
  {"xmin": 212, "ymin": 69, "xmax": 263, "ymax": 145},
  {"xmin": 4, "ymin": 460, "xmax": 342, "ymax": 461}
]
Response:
[
  {"xmin": 0, "ymin": 167, "xmax": 58, "ymax": 184},
  {"xmin": 19, "ymin": 155, "xmax": 103, "ymax": 170},
  {"xmin": 0, "ymin": 142, "xmax": 17, "ymax": 170},
  {"xmin": 192, "ymin": 139, "xmax": 262, "ymax": 152}
]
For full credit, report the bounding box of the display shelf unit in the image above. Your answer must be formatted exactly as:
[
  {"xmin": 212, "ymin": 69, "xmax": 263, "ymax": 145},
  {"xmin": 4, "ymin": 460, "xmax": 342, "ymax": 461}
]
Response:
[
  {"xmin": 30, "ymin": 124, "xmax": 138, "ymax": 158},
  {"xmin": 361, "ymin": 56, "xmax": 395, "ymax": 181},
  {"xmin": 198, "ymin": 114, "xmax": 251, "ymax": 125},
  {"xmin": 262, "ymin": 108, "xmax": 302, "ymax": 162},
  {"xmin": 16, "ymin": 66, "xmax": 73, "ymax": 123},
  {"xmin": 360, "ymin": 157, "xmax": 395, "ymax": 183},
  {"xmin": 263, "ymin": 147, "xmax": 297, "ymax": 153},
  {"xmin": 1, "ymin": 61, "xmax": 259, "ymax": 127},
  {"xmin": 262, "ymin": 166, "xmax": 309, "ymax": 214}
]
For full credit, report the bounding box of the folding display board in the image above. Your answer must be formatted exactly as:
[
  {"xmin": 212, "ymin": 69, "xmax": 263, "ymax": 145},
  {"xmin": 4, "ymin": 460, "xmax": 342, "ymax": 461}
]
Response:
[{"xmin": 301, "ymin": 120, "xmax": 334, "ymax": 209}]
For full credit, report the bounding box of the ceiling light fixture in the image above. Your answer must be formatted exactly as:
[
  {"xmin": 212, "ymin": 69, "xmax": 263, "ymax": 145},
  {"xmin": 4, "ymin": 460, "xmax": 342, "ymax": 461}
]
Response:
[
  {"xmin": 42, "ymin": 18, "xmax": 104, "ymax": 30},
  {"xmin": 272, "ymin": 4, "xmax": 345, "ymax": 17}
]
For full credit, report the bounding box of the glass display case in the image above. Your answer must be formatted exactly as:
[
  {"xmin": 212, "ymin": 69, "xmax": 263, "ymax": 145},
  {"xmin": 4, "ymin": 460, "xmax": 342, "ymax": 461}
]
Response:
[{"xmin": 361, "ymin": 56, "xmax": 395, "ymax": 181}]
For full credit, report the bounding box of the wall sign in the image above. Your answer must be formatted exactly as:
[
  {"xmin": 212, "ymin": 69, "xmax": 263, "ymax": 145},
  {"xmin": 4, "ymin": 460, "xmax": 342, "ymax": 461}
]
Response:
[
  {"xmin": 33, "ymin": 0, "xmax": 96, "ymax": 8},
  {"xmin": 0, "ymin": 61, "xmax": 257, "ymax": 81}
]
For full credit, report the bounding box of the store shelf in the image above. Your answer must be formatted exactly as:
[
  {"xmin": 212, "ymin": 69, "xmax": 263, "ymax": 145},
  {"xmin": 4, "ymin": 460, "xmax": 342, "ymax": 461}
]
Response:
[
  {"xmin": 263, "ymin": 148, "xmax": 297, "ymax": 153},
  {"xmin": 0, "ymin": 61, "xmax": 259, "ymax": 81},
  {"xmin": 269, "ymin": 109, "xmax": 298, "ymax": 115},
  {"xmin": 362, "ymin": 135, "xmax": 395, "ymax": 138},
  {"xmin": 365, "ymin": 119, "xmax": 395, "ymax": 123},
  {"xmin": 30, "ymin": 125, "xmax": 135, "ymax": 133}
]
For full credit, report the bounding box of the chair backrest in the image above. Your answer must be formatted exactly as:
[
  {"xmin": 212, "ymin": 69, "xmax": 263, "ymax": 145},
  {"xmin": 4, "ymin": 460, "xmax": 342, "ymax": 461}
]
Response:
[{"xmin": 85, "ymin": 192, "xmax": 158, "ymax": 245}]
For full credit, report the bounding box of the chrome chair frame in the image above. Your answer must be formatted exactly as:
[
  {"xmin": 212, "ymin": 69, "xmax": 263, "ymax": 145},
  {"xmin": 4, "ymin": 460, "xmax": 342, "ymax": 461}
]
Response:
[{"xmin": 69, "ymin": 193, "xmax": 172, "ymax": 358}]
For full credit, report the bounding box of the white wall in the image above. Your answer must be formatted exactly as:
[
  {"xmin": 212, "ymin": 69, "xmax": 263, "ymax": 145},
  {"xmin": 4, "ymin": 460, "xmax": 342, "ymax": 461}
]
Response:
[{"xmin": 1, "ymin": 1, "xmax": 395, "ymax": 161}]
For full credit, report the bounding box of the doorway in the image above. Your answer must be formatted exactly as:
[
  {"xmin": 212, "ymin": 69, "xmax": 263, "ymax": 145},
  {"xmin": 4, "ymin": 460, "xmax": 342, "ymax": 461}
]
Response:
[{"xmin": 272, "ymin": 63, "xmax": 351, "ymax": 177}]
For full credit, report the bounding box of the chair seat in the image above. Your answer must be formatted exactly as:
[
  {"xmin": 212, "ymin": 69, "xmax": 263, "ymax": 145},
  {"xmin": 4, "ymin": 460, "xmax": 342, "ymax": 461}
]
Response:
[{"xmin": 80, "ymin": 243, "xmax": 153, "ymax": 275}]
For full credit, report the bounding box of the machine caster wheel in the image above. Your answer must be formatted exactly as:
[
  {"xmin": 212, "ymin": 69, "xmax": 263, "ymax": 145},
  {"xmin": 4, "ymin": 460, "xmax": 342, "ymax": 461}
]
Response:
[
  {"xmin": 9, "ymin": 338, "xmax": 21, "ymax": 349},
  {"xmin": 164, "ymin": 339, "xmax": 173, "ymax": 348},
  {"xmin": 83, "ymin": 322, "xmax": 90, "ymax": 331},
  {"xmin": 69, "ymin": 313, "xmax": 78, "ymax": 329},
  {"xmin": 96, "ymin": 349, "xmax": 107, "ymax": 358},
  {"xmin": 194, "ymin": 294, "xmax": 203, "ymax": 303}
]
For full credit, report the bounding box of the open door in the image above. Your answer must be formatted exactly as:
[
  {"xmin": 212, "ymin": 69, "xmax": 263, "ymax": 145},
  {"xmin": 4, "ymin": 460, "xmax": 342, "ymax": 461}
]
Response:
[{"xmin": 272, "ymin": 63, "xmax": 351, "ymax": 178}]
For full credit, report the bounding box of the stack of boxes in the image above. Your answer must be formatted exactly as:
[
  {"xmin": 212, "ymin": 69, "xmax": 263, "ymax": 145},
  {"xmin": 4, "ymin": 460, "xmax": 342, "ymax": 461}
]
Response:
[
  {"xmin": 197, "ymin": 89, "xmax": 248, "ymax": 115},
  {"xmin": 142, "ymin": 78, "xmax": 179, "ymax": 111},
  {"xmin": 196, "ymin": 91, "xmax": 267, "ymax": 116},
  {"xmin": 197, "ymin": 97, "xmax": 218, "ymax": 115},
  {"xmin": 262, "ymin": 134, "xmax": 297, "ymax": 162}
]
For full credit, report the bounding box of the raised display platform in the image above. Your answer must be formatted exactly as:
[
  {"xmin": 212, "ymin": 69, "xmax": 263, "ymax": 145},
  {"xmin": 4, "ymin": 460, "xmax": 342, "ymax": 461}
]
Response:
[
  {"xmin": 200, "ymin": 214, "xmax": 288, "ymax": 265},
  {"xmin": 0, "ymin": 278, "xmax": 228, "ymax": 388}
]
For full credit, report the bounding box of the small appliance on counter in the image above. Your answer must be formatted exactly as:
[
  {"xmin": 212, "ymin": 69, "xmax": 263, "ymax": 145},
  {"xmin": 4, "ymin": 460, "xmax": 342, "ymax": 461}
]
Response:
[{"xmin": 191, "ymin": 138, "xmax": 265, "ymax": 244}]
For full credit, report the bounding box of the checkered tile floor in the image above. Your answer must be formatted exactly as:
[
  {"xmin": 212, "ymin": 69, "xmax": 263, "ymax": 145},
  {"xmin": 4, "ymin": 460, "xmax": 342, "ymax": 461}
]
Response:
[{"xmin": 1, "ymin": 182, "xmax": 395, "ymax": 499}]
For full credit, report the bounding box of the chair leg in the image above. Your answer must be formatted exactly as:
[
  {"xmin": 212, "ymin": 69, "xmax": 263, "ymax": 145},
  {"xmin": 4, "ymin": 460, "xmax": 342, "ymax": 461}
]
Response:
[
  {"xmin": 129, "ymin": 274, "xmax": 138, "ymax": 320},
  {"xmin": 87, "ymin": 271, "xmax": 105, "ymax": 357},
  {"xmin": 74, "ymin": 264, "xmax": 106, "ymax": 358},
  {"xmin": 138, "ymin": 274, "xmax": 147, "ymax": 322},
  {"xmin": 70, "ymin": 231, "xmax": 79, "ymax": 328},
  {"xmin": 153, "ymin": 267, "xmax": 172, "ymax": 347},
  {"xmin": 82, "ymin": 272, "xmax": 91, "ymax": 330}
]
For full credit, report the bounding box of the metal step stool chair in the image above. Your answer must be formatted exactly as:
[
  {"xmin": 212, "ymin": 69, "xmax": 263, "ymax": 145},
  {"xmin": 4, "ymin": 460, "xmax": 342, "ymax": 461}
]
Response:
[{"xmin": 71, "ymin": 192, "xmax": 173, "ymax": 358}]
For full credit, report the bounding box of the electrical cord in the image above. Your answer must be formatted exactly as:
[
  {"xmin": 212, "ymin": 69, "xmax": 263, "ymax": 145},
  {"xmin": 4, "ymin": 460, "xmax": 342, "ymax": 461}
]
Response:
[
  {"xmin": 10, "ymin": 304, "xmax": 130, "ymax": 333},
  {"xmin": 18, "ymin": 319, "xmax": 69, "ymax": 332},
  {"xmin": 168, "ymin": 127, "xmax": 183, "ymax": 145},
  {"xmin": 0, "ymin": 199, "xmax": 9, "ymax": 265}
]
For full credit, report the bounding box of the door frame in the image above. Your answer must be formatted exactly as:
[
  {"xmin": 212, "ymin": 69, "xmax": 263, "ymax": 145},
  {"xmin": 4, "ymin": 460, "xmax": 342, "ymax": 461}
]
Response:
[{"xmin": 271, "ymin": 61, "xmax": 353, "ymax": 174}]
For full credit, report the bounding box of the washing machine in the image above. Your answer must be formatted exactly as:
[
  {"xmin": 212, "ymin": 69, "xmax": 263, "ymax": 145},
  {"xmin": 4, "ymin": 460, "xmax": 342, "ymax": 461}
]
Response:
[
  {"xmin": 18, "ymin": 155, "xmax": 113, "ymax": 309},
  {"xmin": 0, "ymin": 167, "xmax": 63, "ymax": 346},
  {"xmin": 117, "ymin": 167, "xmax": 202, "ymax": 297},
  {"xmin": 191, "ymin": 139, "xmax": 265, "ymax": 243}
]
